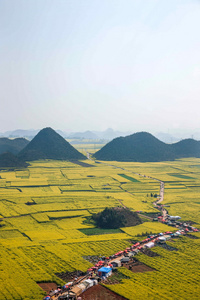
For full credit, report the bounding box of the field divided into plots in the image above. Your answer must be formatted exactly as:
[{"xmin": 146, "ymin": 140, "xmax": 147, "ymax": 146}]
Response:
[
  {"xmin": 0, "ymin": 158, "xmax": 200, "ymax": 299},
  {"xmin": 106, "ymin": 235, "xmax": 200, "ymax": 300}
]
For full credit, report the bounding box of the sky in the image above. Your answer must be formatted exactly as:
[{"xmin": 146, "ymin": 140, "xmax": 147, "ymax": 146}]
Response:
[{"xmin": 0, "ymin": 0, "xmax": 200, "ymax": 134}]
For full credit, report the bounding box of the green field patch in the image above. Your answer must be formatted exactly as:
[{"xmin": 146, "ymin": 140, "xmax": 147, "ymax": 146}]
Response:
[
  {"xmin": 190, "ymin": 165, "xmax": 200, "ymax": 168},
  {"xmin": 187, "ymin": 185, "xmax": 200, "ymax": 188},
  {"xmin": 165, "ymin": 187, "xmax": 187, "ymax": 190},
  {"xmin": 78, "ymin": 227, "xmax": 123, "ymax": 235},
  {"xmin": 0, "ymin": 229, "xmax": 27, "ymax": 239},
  {"xmin": 118, "ymin": 174, "xmax": 140, "ymax": 182},
  {"xmin": 167, "ymin": 173, "xmax": 196, "ymax": 180},
  {"xmin": 47, "ymin": 210, "xmax": 89, "ymax": 219}
]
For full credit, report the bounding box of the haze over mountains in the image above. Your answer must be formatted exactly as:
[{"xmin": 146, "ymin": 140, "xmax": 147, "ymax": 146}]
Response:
[
  {"xmin": 0, "ymin": 128, "xmax": 132, "ymax": 141},
  {"xmin": 1, "ymin": 128, "xmax": 200, "ymax": 166},
  {"xmin": 1, "ymin": 128, "xmax": 200, "ymax": 144},
  {"xmin": 94, "ymin": 132, "xmax": 200, "ymax": 162}
]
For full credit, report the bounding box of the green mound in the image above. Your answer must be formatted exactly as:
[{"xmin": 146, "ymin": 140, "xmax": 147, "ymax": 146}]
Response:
[
  {"xmin": 18, "ymin": 127, "xmax": 86, "ymax": 161},
  {"xmin": 94, "ymin": 132, "xmax": 200, "ymax": 162},
  {"xmin": 0, "ymin": 137, "xmax": 29, "ymax": 155},
  {"xmin": 0, "ymin": 152, "xmax": 29, "ymax": 169},
  {"xmin": 92, "ymin": 207, "xmax": 142, "ymax": 229}
]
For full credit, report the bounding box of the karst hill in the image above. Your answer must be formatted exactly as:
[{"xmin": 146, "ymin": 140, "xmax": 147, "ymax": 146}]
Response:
[
  {"xmin": 0, "ymin": 152, "xmax": 29, "ymax": 169},
  {"xmin": 0, "ymin": 137, "xmax": 29, "ymax": 155},
  {"xmin": 94, "ymin": 132, "xmax": 200, "ymax": 162},
  {"xmin": 18, "ymin": 127, "xmax": 86, "ymax": 161},
  {"xmin": 92, "ymin": 207, "xmax": 143, "ymax": 229}
]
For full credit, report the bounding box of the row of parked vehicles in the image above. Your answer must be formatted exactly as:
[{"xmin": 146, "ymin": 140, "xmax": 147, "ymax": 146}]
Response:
[{"xmin": 45, "ymin": 215, "xmax": 199, "ymax": 300}]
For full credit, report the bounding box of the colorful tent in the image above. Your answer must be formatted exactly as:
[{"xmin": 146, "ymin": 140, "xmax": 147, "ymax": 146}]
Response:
[{"xmin": 98, "ymin": 267, "xmax": 112, "ymax": 278}]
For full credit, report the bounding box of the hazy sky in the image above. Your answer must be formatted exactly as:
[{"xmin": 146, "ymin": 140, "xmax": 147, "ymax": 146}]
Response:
[{"xmin": 0, "ymin": 0, "xmax": 200, "ymax": 133}]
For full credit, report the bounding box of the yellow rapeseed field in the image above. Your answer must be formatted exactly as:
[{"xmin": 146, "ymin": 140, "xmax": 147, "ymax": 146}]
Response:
[{"xmin": 0, "ymin": 158, "xmax": 199, "ymax": 299}]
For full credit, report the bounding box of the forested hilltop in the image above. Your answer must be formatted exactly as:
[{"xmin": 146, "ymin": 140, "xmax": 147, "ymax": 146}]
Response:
[
  {"xmin": 94, "ymin": 132, "xmax": 200, "ymax": 162},
  {"xmin": 18, "ymin": 127, "xmax": 86, "ymax": 161},
  {"xmin": 0, "ymin": 137, "xmax": 29, "ymax": 155}
]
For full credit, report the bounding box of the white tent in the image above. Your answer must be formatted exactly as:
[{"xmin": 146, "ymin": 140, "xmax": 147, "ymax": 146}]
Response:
[{"xmin": 144, "ymin": 242, "xmax": 155, "ymax": 248}]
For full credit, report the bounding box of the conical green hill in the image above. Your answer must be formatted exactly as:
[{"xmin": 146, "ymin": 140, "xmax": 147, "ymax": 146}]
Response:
[{"xmin": 18, "ymin": 127, "xmax": 86, "ymax": 161}]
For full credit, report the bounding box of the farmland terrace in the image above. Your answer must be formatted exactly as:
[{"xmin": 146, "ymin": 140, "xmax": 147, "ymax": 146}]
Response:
[{"xmin": 0, "ymin": 158, "xmax": 200, "ymax": 299}]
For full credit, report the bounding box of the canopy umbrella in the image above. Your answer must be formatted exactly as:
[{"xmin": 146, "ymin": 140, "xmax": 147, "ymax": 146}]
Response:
[{"xmin": 65, "ymin": 282, "xmax": 73, "ymax": 286}]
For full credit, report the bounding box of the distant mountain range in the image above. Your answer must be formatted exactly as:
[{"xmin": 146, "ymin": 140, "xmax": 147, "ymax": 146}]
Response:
[
  {"xmin": 1, "ymin": 129, "xmax": 200, "ymax": 165},
  {"xmin": 0, "ymin": 129, "xmax": 40, "ymax": 139},
  {"xmin": 18, "ymin": 127, "xmax": 86, "ymax": 161},
  {"xmin": 1, "ymin": 128, "xmax": 200, "ymax": 142},
  {"xmin": 68, "ymin": 130, "xmax": 99, "ymax": 139},
  {"xmin": 94, "ymin": 132, "xmax": 200, "ymax": 162},
  {"xmin": 0, "ymin": 128, "xmax": 131, "ymax": 141}
]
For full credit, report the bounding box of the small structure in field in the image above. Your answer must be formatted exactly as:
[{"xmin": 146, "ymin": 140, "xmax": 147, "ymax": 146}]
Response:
[
  {"xmin": 168, "ymin": 215, "xmax": 181, "ymax": 220},
  {"xmin": 82, "ymin": 279, "xmax": 94, "ymax": 289},
  {"xmin": 110, "ymin": 260, "xmax": 121, "ymax": 268},
  {"xmin": 98, "ymin": 267, "xmax": 112, "ymax": 278},
  {"xmin": 163, "ymin": 235, "xmax": 171, "ymax": 240},
  {"xmin": 157, "ymin": 236, "xmax": 166, "ymax": 243},
  {"xmin": 120, "ymin": 257, "xmax": 130, "ymax": 264},
  {"xmin": 144, "ymin": 242, "xmax": 155, "ymax": 249}
]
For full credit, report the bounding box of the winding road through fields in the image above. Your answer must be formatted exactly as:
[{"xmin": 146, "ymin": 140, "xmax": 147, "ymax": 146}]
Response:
[{"xmin": 91, "ymin": 157, "xmax": 166, "ymax": 218}]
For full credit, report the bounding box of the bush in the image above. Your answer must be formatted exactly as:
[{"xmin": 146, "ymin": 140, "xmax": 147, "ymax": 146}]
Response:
[{"xmin": 92, "ymin": 207, "xmax": 127, "ymax": 229}]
